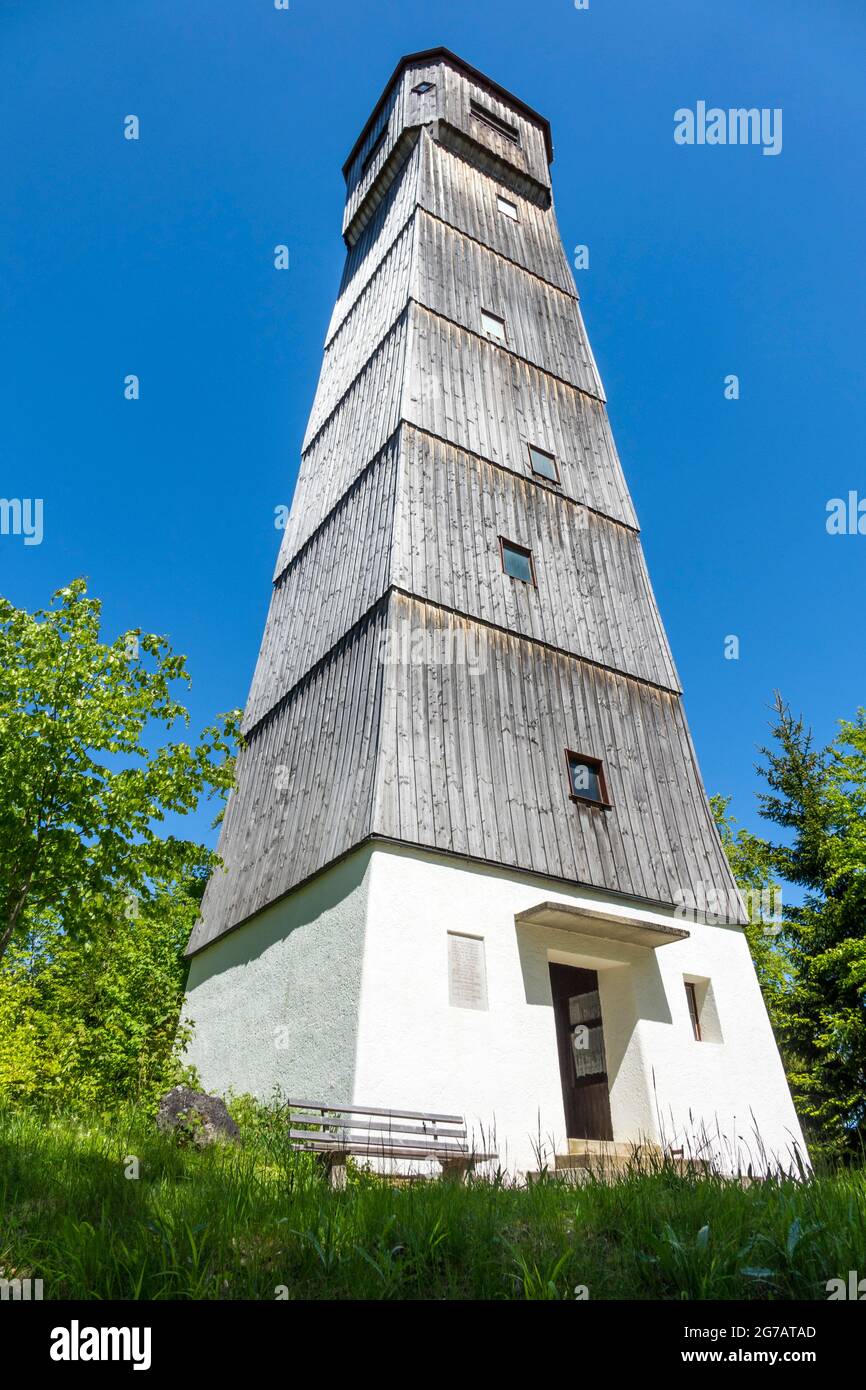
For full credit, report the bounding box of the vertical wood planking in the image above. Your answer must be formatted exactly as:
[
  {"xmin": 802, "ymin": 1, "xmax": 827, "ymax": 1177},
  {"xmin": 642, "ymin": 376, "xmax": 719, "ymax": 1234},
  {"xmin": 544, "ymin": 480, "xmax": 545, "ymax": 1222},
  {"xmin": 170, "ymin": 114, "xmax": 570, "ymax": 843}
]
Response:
[{"xmin": 189, "ymin": 53, "xmax": 744, "ymax": 956}]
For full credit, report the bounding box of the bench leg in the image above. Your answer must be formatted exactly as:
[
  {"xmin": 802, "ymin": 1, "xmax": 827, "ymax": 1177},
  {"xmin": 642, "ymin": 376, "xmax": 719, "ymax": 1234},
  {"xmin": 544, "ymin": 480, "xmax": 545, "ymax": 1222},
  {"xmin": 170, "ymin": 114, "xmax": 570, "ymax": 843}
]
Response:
[
  {"xmin": 315, "ymin": 1152, "xmax": 348, "ymax": 1189},
  {"xmin": 438, "ymin": 1156, "xmax": 473, "ymax": 1184}
]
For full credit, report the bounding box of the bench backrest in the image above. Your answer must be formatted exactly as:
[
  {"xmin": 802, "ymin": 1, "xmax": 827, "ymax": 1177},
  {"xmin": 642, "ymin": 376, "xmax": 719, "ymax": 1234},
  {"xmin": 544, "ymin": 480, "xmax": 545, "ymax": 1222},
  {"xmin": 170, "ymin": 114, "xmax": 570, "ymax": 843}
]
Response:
[{"xmin": 286, "ymin": 1098, "xmax": 469, "ymax": 1158}]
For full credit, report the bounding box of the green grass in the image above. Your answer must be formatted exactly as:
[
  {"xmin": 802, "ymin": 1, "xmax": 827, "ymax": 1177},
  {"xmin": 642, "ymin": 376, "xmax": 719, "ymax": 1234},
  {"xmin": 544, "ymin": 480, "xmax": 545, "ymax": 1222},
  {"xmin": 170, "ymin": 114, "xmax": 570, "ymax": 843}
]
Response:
[{"xmin": 1, "ymin": 1104, "xmax": 864, "ymax": 1300}]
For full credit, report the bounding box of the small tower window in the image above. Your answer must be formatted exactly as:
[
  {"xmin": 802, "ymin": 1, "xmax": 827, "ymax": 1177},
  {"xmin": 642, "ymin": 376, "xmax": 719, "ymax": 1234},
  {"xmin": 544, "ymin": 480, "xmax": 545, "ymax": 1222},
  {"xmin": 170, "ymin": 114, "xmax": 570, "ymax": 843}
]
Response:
[
  {"xmin": 528, "ymin": 443, "xmax": 559, "ymax": 482},
  {"xmin": 685, "ymin": 982, "xmax": 702, "ymax": 1041},
  {"xmin": 500, "ymin": 537, "xmax": 535, "ymax": 585},
  {"xmin": 565, "ymin": 750, "xmax": 610, "ymax": 807},
  {"xmin": 481, "ymin": 308, "xmax": 507, "ymax": 343},
  {"xmin": 497, "ymin": 194, "xmax": 519, "ymax": 222},
  {"xmin": 412, "ymin": 81, "xmax": 436, "ymax": 95}
]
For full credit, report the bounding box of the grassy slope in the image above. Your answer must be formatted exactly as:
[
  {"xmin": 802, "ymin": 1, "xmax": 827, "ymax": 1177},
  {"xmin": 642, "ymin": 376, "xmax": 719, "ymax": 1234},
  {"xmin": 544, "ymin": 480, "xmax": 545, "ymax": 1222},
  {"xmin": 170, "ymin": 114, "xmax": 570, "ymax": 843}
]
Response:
[{"xmin": 1, "ymin": 1106, "xmax": 864, "ymax": 1300}]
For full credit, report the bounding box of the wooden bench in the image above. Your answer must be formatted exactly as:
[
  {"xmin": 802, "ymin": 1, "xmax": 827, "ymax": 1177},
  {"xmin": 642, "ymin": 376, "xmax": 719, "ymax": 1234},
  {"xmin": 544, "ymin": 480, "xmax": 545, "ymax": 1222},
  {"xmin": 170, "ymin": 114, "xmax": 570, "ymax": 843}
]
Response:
[{"xmin": 287, "ymin": 1099, "xmax": 497, "ymax": 1187}]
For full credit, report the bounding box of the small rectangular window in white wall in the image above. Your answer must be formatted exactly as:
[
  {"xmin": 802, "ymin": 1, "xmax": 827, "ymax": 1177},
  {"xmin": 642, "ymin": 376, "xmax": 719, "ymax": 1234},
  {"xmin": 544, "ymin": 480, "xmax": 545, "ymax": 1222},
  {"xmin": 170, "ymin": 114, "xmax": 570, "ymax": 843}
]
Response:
[
  {"xmin": 685, "ymin": 981, "xmax": 702, "ymax": 1040},
  {"xmin": 683, "ymin": 975, "xmax": 723, "ymax": 1044},
  {"xmin": 448, "ymin": 932, "xmax": 488, "ymax": 1010}
]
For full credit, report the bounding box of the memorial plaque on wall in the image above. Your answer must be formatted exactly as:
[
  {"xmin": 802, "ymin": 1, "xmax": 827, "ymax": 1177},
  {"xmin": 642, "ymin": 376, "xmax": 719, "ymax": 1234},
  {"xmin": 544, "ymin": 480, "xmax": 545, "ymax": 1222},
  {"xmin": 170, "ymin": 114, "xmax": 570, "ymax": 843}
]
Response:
[{"xmin": 447, "ymin": 933, "xmax": 488, "ymax": 1010}]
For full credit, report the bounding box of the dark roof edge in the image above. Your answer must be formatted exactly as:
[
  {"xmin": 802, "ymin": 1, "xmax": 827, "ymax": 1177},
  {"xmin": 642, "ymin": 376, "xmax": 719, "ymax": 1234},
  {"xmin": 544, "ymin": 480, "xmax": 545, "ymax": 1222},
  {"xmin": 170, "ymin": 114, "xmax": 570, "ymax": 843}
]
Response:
[{"xmin": 341, "ymin": 47, "xmax": 554, "ymax": 179}]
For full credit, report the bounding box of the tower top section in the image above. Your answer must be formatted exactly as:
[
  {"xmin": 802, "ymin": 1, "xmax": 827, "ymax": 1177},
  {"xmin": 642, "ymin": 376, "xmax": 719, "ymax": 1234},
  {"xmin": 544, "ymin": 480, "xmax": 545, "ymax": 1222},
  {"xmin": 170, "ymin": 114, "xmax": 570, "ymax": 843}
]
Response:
[
  {"xmin": 341, "ymin": 48, "xmax": 554, "ymax": 244},
  {"xmin": 343, "ymin": 48, "xmax": 554, "ymax": 175}
]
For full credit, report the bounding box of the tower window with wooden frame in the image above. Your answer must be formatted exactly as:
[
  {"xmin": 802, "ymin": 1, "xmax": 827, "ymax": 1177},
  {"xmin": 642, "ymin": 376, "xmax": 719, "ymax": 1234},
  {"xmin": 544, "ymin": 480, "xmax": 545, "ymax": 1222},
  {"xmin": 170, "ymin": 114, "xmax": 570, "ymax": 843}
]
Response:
[
  {"xmin": 481, "ymin": 308, "xmax": 507, "ymax": 342},
  {"xmin": 500, "ymin": 537, "xmax": 535, "ymax": 585},
  {"xmin": 565, "ymin": 750, "xmax": 610, "ymax": 808},
  {"xmin": 527, "ymin": 442, "xmax": 559, "ymax": 483},
  {"xmin": 497, "ymin": 193, "xmax": 519, "ymax": 222}
]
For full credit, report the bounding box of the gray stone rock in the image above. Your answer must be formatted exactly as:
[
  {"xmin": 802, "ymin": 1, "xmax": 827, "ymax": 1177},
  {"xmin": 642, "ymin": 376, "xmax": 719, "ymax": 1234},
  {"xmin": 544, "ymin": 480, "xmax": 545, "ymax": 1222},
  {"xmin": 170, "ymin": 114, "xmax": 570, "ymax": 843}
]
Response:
[{"xmin": 156, "ymin": 1086, "xmax": 240, "ymax": 1148}]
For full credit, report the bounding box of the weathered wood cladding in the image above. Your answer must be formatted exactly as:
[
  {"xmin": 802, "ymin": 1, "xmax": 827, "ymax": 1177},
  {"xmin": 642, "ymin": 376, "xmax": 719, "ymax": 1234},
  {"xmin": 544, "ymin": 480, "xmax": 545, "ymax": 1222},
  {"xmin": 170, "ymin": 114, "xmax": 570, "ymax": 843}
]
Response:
[
  {"xmin": 403, "ymin": 305, "xmax": 636, "ymax": 527},
  {"xmin": 343, "ymin": 129, "xmax": 420, "ymax": 249},
  {"xmin": 314, "ymin": 205, "xmax": 599, "ymax": 457},
  {"xmin": 332, "ymin": 127, "xmax": 583, "ymax": 353},
  {"xmin": 299, "ymin": 293, "xmax": 632, "ymax": 554},
  {"xmin": 373, "ymin": 595, "xmax": 732, "ymax": 910},
  {"xmin": 342, "ymin": 80, "xmax": 403, "ymax": 237},
  {"xmin": 192, "ymin": 582, "xmax": 736, "ymax": 952},
  {"xmin": 438, "ymin": 63, "xmax": 550, "ymax": 192},
  {"xmin": 245, "ymin": 441, "xmax": 398, "ymax": 732},
  {"xmin": 276, "ymin": 316, "xmax": 406, "ymax": 571},
  {"xmin": 253, "ymin": 403, "xmax": 675, "ymax": 741},
  {"xmin": 304, "ymin": 218, "xmax": 415, "ymax": 447},
  {"xmin": 417, "ymin": 133, "xmax": 575, "ymax": 296},
  {"xmin": 433, "ymin": 123, "xmax": 551, "ymax": 210},
  {"xmin": 343, "ymin": 56, "xmax": 551, "ymax": 239},
  {"xmin": 332, "ymin": 130, "xmax": 577, "ymax": 353},
  {"xmin": 188, "ymin": 53, "xmax": 744, "ymax": 956},
  {"xmin": 392, "ymin": 427, "xmax": 679, "ymax": 692},
  {"xmin": 412, "ymin": 210, "xmax": 602, "ymax": 398},
  {"xmin": 327, "ymin": 139, "xmax": 422, "ymax": 345},
  {"xmin": 189, "ymin": 607, "xmax": 387, "ymax": 951}
]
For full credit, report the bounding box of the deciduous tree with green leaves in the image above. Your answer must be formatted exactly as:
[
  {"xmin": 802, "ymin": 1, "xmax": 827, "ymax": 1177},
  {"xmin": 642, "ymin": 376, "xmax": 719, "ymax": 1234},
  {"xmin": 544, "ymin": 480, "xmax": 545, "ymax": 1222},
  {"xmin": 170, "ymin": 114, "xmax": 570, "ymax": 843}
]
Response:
[
  {"xmin": 0, "ymin": 579, "xmax": 240, "ymax": 966},
  {"xmin": 0, "ymin": 879, "xmax": 204, "ymax": 1108}
]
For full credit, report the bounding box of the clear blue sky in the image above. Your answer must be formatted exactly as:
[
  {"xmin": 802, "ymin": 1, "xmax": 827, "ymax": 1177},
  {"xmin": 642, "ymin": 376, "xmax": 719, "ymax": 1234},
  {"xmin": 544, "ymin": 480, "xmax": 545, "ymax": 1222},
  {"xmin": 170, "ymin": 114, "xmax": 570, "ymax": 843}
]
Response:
[{"xmin": 2, "ymin": 0, "xmax": 864, "ymax": 851}]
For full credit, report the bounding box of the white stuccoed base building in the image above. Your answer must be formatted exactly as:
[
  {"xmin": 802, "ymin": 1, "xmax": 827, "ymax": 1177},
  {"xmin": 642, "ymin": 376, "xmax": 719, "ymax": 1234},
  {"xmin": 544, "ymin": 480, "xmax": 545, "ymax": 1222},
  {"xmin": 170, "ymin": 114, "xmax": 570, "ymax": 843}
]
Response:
[
  {"xmin": 186, "ymin": 843, "xmax": 805, "ymax": 1176},
  {"xmin": 184, "ymin": 49, "xmax": 806, "ymax": 1178}
]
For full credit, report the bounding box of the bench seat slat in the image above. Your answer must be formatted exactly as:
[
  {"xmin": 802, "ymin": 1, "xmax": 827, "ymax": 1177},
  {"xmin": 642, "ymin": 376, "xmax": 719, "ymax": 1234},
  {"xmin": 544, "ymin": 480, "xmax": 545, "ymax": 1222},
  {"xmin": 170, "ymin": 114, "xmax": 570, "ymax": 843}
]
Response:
[
  {"xmin": 293, "ymin": 1139, "xmax": 498, "ymax": 1163},
  {"xmin": 287, "ymin": 1099, "xmax": 464, "ymax": 1124},
  {"xmin": 297, "ymin": 1143, "xmax": 456, "ymax": 1162},
  {"xmin": 289, "ymin": 1129, "xmax": 469, "ymax": 1155}
]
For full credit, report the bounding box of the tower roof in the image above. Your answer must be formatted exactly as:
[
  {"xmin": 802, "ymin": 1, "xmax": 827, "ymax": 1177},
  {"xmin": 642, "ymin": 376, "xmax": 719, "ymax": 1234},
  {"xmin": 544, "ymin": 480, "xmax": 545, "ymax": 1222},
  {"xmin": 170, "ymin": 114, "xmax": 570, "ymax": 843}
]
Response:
[{"xmin": 342, "ymin": 46, "xmax": 554, "ymax": 178}]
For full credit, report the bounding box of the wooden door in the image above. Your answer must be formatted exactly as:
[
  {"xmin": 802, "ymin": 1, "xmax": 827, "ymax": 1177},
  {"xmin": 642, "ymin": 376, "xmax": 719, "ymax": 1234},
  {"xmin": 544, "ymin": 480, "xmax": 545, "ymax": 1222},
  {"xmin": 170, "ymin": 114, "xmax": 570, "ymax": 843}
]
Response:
[{"xmin": 549, "ymin": 963, "xmax": 613, "ymax": 1140}]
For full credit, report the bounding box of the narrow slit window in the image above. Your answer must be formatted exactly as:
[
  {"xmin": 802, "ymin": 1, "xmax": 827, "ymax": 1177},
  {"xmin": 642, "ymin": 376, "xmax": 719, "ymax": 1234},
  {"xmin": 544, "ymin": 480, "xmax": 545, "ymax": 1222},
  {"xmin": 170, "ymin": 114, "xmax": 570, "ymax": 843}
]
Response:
[
  {"xmin": 497, "ymin": 193, "xmax": 519, "ymax": 222},
  {"xmin": 500, "ymin": 537, "xmax": 535, "ymax": 585},
  {"xmin": 528, "ymin": 443, "xmax": 558, "ymax": 482},
  {"xmin": 481, "ymin": 308, "xmax": 506, "ymax": 342},
  {"xmin": 470, "ymin": 98, "xmax": 520, "ymax": 145},
  {"xmin": 565, "ymin": 750, "xmax": 610, "ymax": 807},
  {"xmin": 685, "ymin": 982, "xmax": 702, "ymax": 1041}
]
